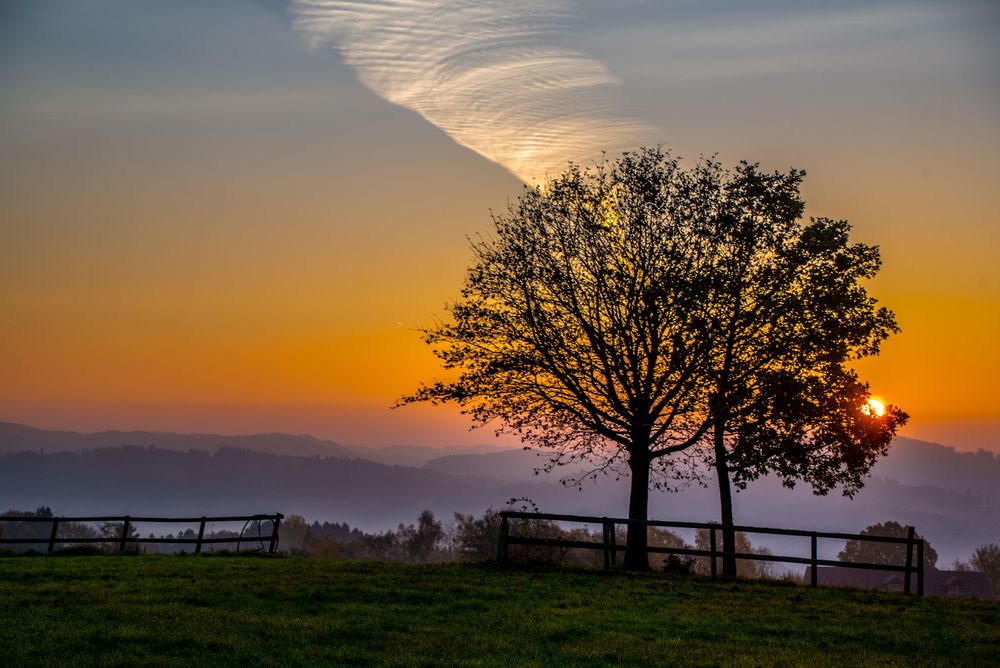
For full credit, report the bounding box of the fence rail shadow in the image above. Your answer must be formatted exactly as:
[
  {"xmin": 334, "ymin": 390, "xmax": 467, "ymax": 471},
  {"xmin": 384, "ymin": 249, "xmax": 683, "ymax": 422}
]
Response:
[
  {"xmin": 497, "ymin": 511, "xmax": 926, "ymax": 596},
  {"xmin": 0, "ymin": 513, "xmax": 284, "ymax": 554}
]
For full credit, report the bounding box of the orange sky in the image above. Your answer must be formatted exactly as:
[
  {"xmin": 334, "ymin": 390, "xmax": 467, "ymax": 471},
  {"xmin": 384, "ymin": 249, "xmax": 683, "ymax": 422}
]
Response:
[{"xmin": 1, "ymin": 0, "xmax": 998, "ymax": 451}]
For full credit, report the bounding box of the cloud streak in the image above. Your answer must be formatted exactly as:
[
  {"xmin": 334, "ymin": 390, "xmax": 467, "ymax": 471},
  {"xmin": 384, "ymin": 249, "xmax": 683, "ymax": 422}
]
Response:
[{"xmin": 292, "ymin": 0, "xmax": 656, "ymax": 182}]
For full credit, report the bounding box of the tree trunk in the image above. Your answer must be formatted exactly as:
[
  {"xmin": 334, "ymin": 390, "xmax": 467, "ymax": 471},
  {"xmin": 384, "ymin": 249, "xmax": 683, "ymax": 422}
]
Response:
[
  {"xmin": 713, "ymin": 420, "xmax": 737, "ymax": 578},
  {"xmin": 624, "ymin": 453, "xmax": 650, "ymax": 571}
]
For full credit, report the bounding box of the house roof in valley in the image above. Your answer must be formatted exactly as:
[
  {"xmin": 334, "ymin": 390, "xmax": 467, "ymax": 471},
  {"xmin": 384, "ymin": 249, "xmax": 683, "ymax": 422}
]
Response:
[{"xmin": 803, "ymin": 566, "xmax": 994, "ymax": 600}]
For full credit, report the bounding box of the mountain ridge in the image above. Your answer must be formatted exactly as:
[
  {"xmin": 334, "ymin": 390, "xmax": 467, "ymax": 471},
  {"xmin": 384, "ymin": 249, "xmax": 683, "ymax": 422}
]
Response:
[
  {"xmin": 0, "ymin": 421, "xmax": 359, "ymax": 459},
  {"xmin": 0, "ymin": 422, "xmax": 510, "ymax": 466}
]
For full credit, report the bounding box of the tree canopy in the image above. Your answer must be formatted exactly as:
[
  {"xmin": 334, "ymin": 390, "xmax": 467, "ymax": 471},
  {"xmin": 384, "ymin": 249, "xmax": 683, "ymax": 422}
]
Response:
[
  {"xmin": 691, "ymin": 159, "xmax": 907, "ymax": 575},
  {"xmin": 970, "ymin": 543, "xmax": 1000, "ymax": 595},
  {"xmin": 403, "ymin": 147, "xmax": 905, "ymax": 570},
  {"xmin": 837, "ymin": 520, "xmax": 938, "ymax": 571}
]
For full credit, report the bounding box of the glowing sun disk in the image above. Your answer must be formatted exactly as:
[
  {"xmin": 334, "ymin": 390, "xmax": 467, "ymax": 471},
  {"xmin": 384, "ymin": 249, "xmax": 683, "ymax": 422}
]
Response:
[{"xmin": 863, "ymin": 397, "xmax": 886, "ymax": 417}]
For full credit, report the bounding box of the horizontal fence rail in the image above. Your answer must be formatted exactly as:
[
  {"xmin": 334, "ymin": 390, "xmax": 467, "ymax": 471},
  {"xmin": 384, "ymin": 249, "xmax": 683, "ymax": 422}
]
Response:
[
  {"xmin": 498, "ymin": 511, "xmax": 925, "ymax": 596},
  {"xmin": 0, "ymin": 513, "xmax": 284, "ymax": 555}
]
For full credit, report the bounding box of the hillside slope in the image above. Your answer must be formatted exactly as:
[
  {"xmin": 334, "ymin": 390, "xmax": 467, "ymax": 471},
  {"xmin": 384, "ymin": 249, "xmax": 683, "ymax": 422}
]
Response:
[{"xmin": 2, "ymin": 558, "xmax": 996, "ymax": 666}]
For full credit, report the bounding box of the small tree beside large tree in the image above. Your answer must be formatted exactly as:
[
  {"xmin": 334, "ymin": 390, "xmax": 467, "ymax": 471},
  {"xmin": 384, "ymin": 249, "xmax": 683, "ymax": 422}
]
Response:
[
  {"xmin": 403, "ymin": 147, "xmax": 905, "ymax": 570},
  {"xmin": 694, "ymin": 160, "xmax": 908, "ymax": 576}
]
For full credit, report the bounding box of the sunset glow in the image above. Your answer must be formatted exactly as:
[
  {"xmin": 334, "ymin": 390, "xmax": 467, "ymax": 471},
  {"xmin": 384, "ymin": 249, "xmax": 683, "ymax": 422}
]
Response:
[
  {"xmin": 3, "ymin": 5, "xmax": 1000, "ymax": 663},
  {"xmin": 864, "ymin": 398, "xmax": 887, "ymax": 418},
  {"xmin": 1, "ymin": 1, "xmax": 998, "ymax": 452}
]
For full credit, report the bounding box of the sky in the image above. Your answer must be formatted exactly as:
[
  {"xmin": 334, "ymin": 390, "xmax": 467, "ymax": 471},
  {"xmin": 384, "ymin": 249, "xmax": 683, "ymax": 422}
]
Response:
[{"xmin": 1, "ymin": 0, "xmax": 998, "ymax": 451}]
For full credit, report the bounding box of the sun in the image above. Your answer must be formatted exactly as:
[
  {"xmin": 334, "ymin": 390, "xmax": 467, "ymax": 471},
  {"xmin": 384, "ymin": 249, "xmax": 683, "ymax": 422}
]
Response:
[{"xmin": 862, "ymin": 397, "xmax": 886, "ymax": 417}]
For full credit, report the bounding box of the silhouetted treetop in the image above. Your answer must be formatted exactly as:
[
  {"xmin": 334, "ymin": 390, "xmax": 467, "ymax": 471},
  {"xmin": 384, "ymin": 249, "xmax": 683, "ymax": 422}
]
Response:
[
  {"xmin": 838, "ymin": 520, "xmax": 938, "ymax": 571},
  {"xmin": 402, "ymin": 147, "xmax": 905, "ymax": 570}
]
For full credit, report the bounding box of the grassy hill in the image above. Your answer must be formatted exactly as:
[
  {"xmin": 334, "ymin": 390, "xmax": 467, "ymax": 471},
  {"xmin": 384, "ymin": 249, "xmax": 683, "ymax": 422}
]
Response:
[{"xmin": 3, "ymin": 557, "xmax": 997, "ymax": 666}]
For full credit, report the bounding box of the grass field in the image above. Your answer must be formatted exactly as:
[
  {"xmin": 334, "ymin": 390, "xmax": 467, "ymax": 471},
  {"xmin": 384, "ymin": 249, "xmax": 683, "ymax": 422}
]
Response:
[{"xmin": 2, "ymin": 555, "xmax": 998, "ymax": 667}]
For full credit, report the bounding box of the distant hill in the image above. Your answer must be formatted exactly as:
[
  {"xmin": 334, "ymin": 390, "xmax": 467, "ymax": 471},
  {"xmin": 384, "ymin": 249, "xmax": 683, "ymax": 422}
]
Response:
[
  {"xmin": 352, "ymin": 443, "xmax": 511, "ymax": 468},
  {"xmin": 1, "ymin": 422, "xmax": 997, "ymax": 564},
  {"xmin": 0, "ymin": 422, "xmax": 511, "ymax": 467},
  {"xmin": 0, "ymin": 446, "xmax": 496, "ymax": 527},
  {"xmin": 0, "ymin": 422, "xmax": 360, "ymax": 459},
  {"xmin": 11, "ymin": 422, "xmax": 991, "ymax": 496},
  {"xmin": 425, "ymin": 448, "xmax": 571, "ymax": 482},
  {"xmin": 427, "ymin": 436, "xmax": 1000, "ymax": 499},
  {"xmin": 870, "ymin": 437, "xmax": 1000, "ymax": 499}
]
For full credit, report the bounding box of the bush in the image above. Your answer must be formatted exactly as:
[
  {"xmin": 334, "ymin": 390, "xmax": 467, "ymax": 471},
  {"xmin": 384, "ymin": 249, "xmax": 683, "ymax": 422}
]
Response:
[{"xmin": 453, "ymin": 509, "xmax": 502, "ymax": 561}]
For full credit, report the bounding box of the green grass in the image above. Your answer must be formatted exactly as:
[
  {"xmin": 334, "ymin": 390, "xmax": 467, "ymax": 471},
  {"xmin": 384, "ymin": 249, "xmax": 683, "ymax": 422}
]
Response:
[{"xmin": 2, "ymin": 556, "xmax": 997, "ymax": 667}]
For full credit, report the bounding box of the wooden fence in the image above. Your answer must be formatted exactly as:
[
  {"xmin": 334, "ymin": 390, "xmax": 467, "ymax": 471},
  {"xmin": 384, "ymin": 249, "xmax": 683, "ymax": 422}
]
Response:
[
  {"xmin": 498, "ymin": 511, "xmax": 926, "ymax": 596},
  {"xmin": 0, "ymin": 513, "xmax": 284, "ymax": 554}
]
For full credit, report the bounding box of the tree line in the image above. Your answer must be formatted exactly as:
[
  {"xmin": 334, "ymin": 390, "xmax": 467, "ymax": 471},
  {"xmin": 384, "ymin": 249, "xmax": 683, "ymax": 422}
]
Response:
[
  {"xmin": 4, "ymin": 505, "xmax": 998, "ymax": 595},
  {"xmin": 280, "ymin": 508, "xmax": 1000, "ymax": 594},
  {"xmin": 275, "ymin": 507, "xmax": 778, "ymax": 577}
]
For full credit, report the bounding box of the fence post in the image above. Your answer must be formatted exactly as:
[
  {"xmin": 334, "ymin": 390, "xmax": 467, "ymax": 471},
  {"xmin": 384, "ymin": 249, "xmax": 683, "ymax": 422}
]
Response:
[
  {"xmin": 195, "ymin": 517, "xmax": 206, "ymax": 554},
  {"xmin": 609, "ymin": 520, "xmax": 617, "ymax": 567},
  {"xmin": 917, "ymin": 539, "xmax": 925, "ymax": 597},
  {"xmin": 709, "ymin": 526, "xmax": 717, "ymax": 580},
  {"xmin": 48, "ymin": 518, "xmax": 60, "ymax": 554},
  {"xmin": 810, "ymin": 534, "xmax": 818, "ymax": 587},
  {"xmin": 268, "ymin": 515, "xmax": 282, "ymax": 554},
  {"xmin": 497, "ymin": 514, "xmax": 509, "ymax": 566},
  {"xmin": 602, "ymin": 520, "xmax": 612, "ymax": 573},
  {"xmin": 903, "ymin": 526, "xmax": 915, "ymax": 595},
  {"xmin": 119, "ymin": 517, "xmax": 131, "ymax": 553}
]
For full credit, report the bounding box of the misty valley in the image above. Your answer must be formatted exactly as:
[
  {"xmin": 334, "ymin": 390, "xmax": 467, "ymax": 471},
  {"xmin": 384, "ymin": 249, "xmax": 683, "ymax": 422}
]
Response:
[{"xmin": 2, "ymin": 422, "xmax": 998, "ymax": 571}]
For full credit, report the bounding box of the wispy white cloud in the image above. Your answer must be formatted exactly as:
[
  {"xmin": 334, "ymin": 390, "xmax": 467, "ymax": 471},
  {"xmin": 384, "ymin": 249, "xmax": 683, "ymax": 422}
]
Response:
[{"xmin": 291, "ymin": 0, "xmax": 657, "ymax": 182}]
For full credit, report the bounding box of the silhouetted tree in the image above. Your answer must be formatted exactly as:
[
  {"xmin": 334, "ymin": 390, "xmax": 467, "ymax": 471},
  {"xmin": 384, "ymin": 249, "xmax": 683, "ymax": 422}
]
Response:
[
  {"xmin": 96, "ymin": 520, "xmax": 140, "ymax": 553},
  {"xmin": 400, "ymin": 510, "xmax": 445, "ymax": 562},
  {"xmin": 642, "ymin": 526, "xmax": 690, "ymax": 572},
  {"xmin": 837, "ymin": 521, "xmax": 937, "ymax": 571},
  {"xmin": 970, "ymin": 543, "xmax": 1000, "ymax": 595},
  {"xmin": 404, "ymin": 147, "xmax": 905, "ymax": 571},
  {"xmin": 99, "ymin": 521, "xmax": 140, "ymax": 541},
  {"xmin": 306, "ymin": 520, "xmax": 364, "ymax": 546},
  {"xmin": 278, "ymin": 514, "xmax": 309, "ymax": 553},
  {"xmin": 352, "ymin": 511, "xmax": 448, "ymax": 563},
  {"xmin": 453, "ymin": 509, "xmax": 503, "ymax": 561},
  {"xmin": 694, "ymin": 162, "xmax": 907, "ymax": 577},
  {"xmin": 360, "ymin": 530, "xmax": 404, "ymax": 561},
  {"xmin": 693, "ymin": 525, "xmax": 776, "ymax": 579},
  {"xmin": 1, "ymin": 507, "xmax": 57, "ymax": 551},
  {"xmin": 403, "ymin": 149, "xmax": 726, "ymax": 569},
  {"xmin": 494, "ymin": 498, "xmax": 574, "ymax": 564}
]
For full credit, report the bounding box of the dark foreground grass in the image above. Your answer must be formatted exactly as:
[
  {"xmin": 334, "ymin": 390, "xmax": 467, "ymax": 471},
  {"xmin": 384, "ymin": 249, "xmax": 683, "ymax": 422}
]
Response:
[{"xmin": 2, "ymin": 556, "xmax": 997, "ymax": 667}]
